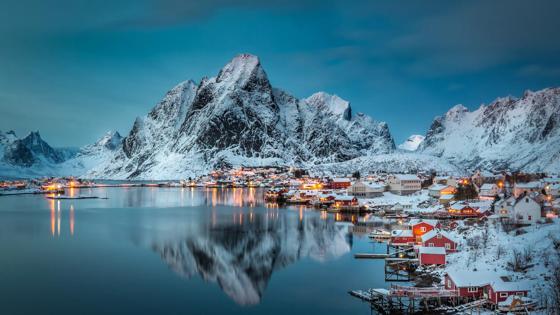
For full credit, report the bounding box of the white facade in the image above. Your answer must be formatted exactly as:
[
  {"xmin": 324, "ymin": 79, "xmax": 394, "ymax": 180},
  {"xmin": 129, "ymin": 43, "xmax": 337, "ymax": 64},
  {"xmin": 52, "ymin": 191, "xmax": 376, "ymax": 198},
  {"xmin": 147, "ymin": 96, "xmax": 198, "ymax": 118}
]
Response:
[
  {"xmin": 388, "ymin": 174, "xmax": 422, "ymax": 195},
  {"xmin": 479, "ymin": 183, "xmax": 499, "ymax": 198},
  {"xmin": 512, "ymin": 196, "xmax": 542, "ymax": 224},
  {"xmin": 348, "ymin": 180, "xmax": 385, "ymax": 198}
]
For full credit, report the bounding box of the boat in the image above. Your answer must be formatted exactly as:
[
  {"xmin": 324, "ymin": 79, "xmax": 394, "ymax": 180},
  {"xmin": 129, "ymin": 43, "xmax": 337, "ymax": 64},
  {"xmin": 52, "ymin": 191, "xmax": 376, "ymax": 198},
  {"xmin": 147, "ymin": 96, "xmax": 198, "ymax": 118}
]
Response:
[
  {"xmin": 497, "ymin": 296, "xmax": 537, "ymax": 313},
  {"xmin": 368, "ymin": 229, "xmax": 391, "ymax": 239}
]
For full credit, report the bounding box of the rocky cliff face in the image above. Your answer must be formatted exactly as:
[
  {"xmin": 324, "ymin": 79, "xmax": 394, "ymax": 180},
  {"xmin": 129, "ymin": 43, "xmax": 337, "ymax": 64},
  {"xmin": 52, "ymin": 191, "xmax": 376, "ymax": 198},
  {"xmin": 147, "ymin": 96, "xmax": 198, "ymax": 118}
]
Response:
[
  {"xmin": 89, "ymin": 54, "xmax": 395, "ymax": 179},
  {"xmin": 2, "ymin": 131, "xmax": 65, "ymax": 167},
  {"xmin": 418, "ymin": 88, "xmax": 560, "ymax": 172}
]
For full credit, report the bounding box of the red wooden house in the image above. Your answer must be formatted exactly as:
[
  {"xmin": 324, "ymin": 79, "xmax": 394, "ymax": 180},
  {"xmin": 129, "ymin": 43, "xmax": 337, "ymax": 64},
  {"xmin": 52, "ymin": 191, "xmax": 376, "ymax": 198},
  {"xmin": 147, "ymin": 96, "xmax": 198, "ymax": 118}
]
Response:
[
  {"xmin": 390, "ymin": 229, "xmax": 415, "ymax": 246},
  {"xmin": 421, "ymin": 230, "xmax": 458, "ymax": 253},
  {"xmin": 331, "ymin": 178, "xmax": 352, "ymax": 189},
  {"xmin": 418, "ymin": 246, "xmax": 446, "ymax": 265},
  {"xmin": 447, "ymin": 203, "xmax": 480, "ymax": 217},
  {"xmin": 445, "ymin": 271, "xmax": 530, "ymax": 304},
  {"xmin": 333, "ymin": 196, "xmax": 358, "ymax": 207},
  {"xmin": 408, "ymin": 219, "xmax": 439, "ymax": 242},
  {"xmin": 486, "ymin": 280, "xmax": 530, "ymax": 304}
]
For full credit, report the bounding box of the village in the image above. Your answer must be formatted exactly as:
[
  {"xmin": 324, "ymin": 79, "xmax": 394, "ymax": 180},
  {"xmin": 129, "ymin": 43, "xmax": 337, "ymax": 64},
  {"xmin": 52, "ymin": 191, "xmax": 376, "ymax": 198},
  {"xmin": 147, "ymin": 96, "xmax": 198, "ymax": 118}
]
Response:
[{"xmin": 1, "ymin": 168, "xmax": 560, "ymax": 313}]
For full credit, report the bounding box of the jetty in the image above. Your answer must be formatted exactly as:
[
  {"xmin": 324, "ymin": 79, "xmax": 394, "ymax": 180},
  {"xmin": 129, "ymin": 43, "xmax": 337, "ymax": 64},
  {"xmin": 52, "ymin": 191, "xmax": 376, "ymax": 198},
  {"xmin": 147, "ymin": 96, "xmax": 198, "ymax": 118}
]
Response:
[{"xmin": 350, "ymin": 284, "xmax": 461, "ymax": 314}]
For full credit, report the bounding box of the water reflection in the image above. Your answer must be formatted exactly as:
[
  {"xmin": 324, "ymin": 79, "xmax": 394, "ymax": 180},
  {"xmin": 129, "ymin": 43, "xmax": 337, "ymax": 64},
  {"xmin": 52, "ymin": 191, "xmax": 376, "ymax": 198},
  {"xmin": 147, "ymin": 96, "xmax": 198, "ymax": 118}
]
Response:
[
  {"xmin": 48, "ymin": 198, "xmax": 75, "ymax": 237},
  {"xmin": 151, "ymin": 210, "xmax": 351, "ymax": 305},
  {"xmin": 39, "ymin": 187, "xmax": 354, "ymax": 305}
]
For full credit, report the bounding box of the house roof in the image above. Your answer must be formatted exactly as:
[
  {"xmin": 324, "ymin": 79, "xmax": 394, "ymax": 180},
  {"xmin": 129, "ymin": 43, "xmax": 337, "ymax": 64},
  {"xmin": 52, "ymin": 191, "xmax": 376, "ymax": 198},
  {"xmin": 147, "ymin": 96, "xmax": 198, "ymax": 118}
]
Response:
[
  {"xmin": 421, "ymin": 229, "xmax": 458, "ymax": 243},
  {"xmin": 480, "ymin": 183, "xmax": 496, "ymax": 190},
  {"xmin": 334, "ymin": 195, "xmax": 356, "ymax": 201},
  {"xmin": 447, "ymin": 270, "xmax": 530, "ymax": 291},
  {"xmin": 409, "ymin": 219, "xmax": 439, "ymax": 227},
  {"xmin": 429, "ymin": 184, "xmax": 449, "ymax": 191},
  {"xmin": 394, "ymin": 174, "xmax": 420, "ymax": 181},
  {"xmin": 332, "ymin": 178, "xmax": 351, "ymax": 183},
  {"xmin": 515, "ymin": 181, "xmax": 541, "ymax": 189},
  {"xmin": 439, "ymin": 194, "xmax": 455, "ymax": 200},
  {"xmin": 419, "ymin": 246, "xmax": 446, "ymax": 255}
]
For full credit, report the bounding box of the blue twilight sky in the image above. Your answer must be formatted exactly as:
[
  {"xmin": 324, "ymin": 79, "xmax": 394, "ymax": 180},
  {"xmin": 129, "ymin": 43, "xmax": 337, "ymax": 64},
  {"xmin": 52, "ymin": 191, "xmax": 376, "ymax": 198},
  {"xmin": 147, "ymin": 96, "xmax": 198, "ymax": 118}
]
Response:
[{"xmin": 1, "ymin": 0, "xmax": 560, "ymax": 147}]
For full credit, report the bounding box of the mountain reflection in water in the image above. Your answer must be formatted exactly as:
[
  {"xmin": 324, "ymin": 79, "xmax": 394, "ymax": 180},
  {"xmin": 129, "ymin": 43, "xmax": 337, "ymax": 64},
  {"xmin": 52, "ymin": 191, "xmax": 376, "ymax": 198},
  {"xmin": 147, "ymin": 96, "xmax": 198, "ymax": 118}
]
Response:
[{"xmin": 152, "ymin": 210, "xmax": 351, "ymax": 305}]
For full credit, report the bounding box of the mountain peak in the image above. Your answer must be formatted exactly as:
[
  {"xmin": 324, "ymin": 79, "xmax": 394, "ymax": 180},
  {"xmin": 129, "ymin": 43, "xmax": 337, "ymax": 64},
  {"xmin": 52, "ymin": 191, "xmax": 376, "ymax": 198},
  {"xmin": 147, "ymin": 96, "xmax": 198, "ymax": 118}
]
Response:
[{"xmin": 216, "ymin": 53, "xmax": 265, "ymax": 85}]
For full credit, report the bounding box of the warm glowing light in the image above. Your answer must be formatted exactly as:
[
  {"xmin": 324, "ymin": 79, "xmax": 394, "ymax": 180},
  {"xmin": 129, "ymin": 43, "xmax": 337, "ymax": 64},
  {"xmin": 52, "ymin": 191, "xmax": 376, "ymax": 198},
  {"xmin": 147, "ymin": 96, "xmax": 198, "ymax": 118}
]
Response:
[{"xmin": 70, "ymin": 205, "xmax": 75, "ymax": 236}]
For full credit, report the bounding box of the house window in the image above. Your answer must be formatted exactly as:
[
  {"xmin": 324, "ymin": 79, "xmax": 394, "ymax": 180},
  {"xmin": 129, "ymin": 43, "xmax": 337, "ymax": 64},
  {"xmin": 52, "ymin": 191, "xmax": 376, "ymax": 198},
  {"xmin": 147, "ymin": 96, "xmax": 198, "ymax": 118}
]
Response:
[
  {"xmin": 447, "ymin": 279, "xmax": 452, "ymax": 288},
  {"xmin": 528, "ymin": 215, "xmax": 532, "ymax": 221},
  {"xmin": 429, "ymin": 243, "xmax": 434, "ymax": 247},
  {"xmin": 445, "ymin": 243, "xmax": 451, "ymax": 249},
  {"xmin": 516, "ymin": 292, "xmax": 524, "ymax": 296},
  {"xmin": 500, "ymin": 292, "xmax": 508, "ymax": 298},
  {"xmin": 467, "ymin": 287, "xmax": 478, "ymax": 293},
  {"xmin": 420, "ymin": 227, "xmax": 426, "ymax": 232}
]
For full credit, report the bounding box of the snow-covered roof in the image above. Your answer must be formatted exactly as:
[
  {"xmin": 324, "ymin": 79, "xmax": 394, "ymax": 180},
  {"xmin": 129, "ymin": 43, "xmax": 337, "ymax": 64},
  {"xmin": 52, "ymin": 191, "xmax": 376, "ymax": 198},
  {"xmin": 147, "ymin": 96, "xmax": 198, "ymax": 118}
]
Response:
[
  {"xmin": 447, "ymin": 270, "xmax": 496, "ymax": 287},
  {"xmin": 421, "ymin": 229, "xmax": 457, "ymax": 243},
  {"xmin": 394, "ymin": 174, "xmax": 420, "ymax": 181},
  {"xmin": 515, "ymin": 181, "xmax": 541, "ymax": 189},
  {"xmin": 409, "ymin": 219, "xmax": 438, "ymax": 227},
  {"xmin": 334, "ymin": 195, "xmax": 356, "ymax": 201},
  {"xmin": 439, "ymin": 194, "xmax": 455, "ymax": 200},
  {"xmin": 480, "ymin": 183, "xmax": 496, "ymax": 190},
  {"xmin": 419, "ymin": 246, "xmax": 446, "ymax": 255},
  {"xmin": 447, "ymin": 270, "xmax": 529, "ymax": 291},
  {"xmin": 332, "ymin": 178, "xmax": 351, "ymax": 183},
  {"xmin": 429, "ymin": 184, "xmax": 449, "ymax": 191}
]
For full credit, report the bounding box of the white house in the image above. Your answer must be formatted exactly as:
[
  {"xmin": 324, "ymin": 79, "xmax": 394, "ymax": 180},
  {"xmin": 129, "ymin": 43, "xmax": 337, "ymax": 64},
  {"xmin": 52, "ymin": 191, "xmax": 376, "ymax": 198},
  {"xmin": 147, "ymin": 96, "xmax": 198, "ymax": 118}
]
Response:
[
  {"xmin": 433, "ymin": 176, "xmax": 458, "ymax": 187},
  {"xmin": 511, "ymin": 195, "xmax": 542, "ymax": 224},
  {"xmin": 479, "ymin": 183, "xmax": 500, "ymax": 199},
  {"xmin": 348, "ymin": 180, "xmax": 385, "ymax": 198},
  {"xmin": 388, "ymin": 174, "xmax": 422, "ymax": 195}
]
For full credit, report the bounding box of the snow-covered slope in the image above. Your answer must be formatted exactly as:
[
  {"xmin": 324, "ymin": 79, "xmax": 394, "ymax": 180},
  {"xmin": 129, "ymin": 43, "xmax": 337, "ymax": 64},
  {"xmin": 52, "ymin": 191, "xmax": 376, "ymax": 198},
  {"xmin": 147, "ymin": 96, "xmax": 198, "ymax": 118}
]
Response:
[
  {"xmin": 398, "ymin": 135, "xmax": 425, "ymax": 151},
  {"xmin": 88, "ymin": 54, "xmax": 395, "ymax": 179},
  {"xmin": 418, "ymin": 88, "xmax": 560, "ymax": 172},
  {"xmin": 309, "ymin": 152, "xmax": 462, "ymax": 176}
]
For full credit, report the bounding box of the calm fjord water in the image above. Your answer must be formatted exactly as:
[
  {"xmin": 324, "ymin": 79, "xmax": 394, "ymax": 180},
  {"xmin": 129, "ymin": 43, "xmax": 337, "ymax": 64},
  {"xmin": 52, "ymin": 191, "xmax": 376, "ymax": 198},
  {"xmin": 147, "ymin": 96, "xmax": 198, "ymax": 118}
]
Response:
[{"xmin": 0, "ymin": 187, "xmax": 386, "ymax": 314}]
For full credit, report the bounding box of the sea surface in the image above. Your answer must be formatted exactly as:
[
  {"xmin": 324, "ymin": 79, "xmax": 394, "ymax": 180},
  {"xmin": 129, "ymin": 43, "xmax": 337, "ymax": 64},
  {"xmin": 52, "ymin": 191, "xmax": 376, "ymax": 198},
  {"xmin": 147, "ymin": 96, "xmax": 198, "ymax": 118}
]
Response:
[{"xmin": 0, "ymin": 187, "xmax": 391, "ymax": 315}]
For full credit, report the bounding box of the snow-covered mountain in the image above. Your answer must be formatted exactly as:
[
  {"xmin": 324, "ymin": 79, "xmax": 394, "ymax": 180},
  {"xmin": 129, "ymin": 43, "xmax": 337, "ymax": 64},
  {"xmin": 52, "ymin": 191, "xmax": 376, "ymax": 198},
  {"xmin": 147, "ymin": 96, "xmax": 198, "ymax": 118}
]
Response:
[
  {"xmin": 2, "ymin": 55, "xmax": 560, "ymax": 179},
  {"xmin": 87, "ymin": 54, "xmax": 395, "ymax": 179},
  {"xmin": 398, "ymin": 135, "xmax": 425, "ymax": 151},
  {"xmin": 0, "ymin": 130, "xmax": 122, "ymax": 178},
  {"xmin": 418, "ymin": 88, "xmax": 560, "ymax": 173}
]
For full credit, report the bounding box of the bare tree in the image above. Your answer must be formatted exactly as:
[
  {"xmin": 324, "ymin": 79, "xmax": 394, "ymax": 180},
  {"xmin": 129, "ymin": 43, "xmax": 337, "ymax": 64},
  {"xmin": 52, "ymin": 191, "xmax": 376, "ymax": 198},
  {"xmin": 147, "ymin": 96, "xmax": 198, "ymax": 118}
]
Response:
[
  {"xmin": 481, "ymin": 224, "xmax": 490, "ymax": 254},
  {"xmin": 549, "ymin": 262, "xmax": 560, "ymax": 314},
  {"xmin": 495, "ymin": 245, "xmax": 505, "ymax": 260}
]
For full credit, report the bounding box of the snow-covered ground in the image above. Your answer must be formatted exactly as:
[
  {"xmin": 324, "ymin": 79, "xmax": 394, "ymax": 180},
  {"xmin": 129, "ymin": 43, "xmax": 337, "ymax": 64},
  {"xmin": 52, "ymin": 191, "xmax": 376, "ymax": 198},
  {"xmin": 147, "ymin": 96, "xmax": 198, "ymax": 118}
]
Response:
[
  {"xmin": 398, "ymin": 135, "xmax": 425, "ymax": 151},
  {"xmin": 426, "ymin": 219, "xmax": 560, "ymax": 309}
]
